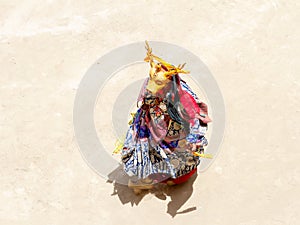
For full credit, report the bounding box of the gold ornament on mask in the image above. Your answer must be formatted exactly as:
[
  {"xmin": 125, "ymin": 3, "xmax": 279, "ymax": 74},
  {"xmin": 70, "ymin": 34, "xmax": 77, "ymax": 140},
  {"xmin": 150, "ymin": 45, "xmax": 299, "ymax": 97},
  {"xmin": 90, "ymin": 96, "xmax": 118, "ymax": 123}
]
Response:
[{"xmin": 144, "ymin": 41, "xmax": 190, "ymax": 93}]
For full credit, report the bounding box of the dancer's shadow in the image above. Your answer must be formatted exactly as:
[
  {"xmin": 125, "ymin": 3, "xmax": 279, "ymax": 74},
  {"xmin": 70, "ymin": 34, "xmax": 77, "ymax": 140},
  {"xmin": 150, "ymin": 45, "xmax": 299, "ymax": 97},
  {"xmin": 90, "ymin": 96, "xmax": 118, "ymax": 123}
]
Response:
[{"xmin": 107, "ymin": 165, "xmax": 198, "ymax": 217}]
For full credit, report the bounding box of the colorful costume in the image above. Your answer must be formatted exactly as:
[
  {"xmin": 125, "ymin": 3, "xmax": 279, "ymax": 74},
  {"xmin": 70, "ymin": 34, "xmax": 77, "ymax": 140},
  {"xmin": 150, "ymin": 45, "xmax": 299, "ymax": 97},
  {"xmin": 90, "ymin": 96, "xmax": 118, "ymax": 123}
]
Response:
[{"xmin": 120, "ymin": 41, "xmax": 212, "ymax": 188}]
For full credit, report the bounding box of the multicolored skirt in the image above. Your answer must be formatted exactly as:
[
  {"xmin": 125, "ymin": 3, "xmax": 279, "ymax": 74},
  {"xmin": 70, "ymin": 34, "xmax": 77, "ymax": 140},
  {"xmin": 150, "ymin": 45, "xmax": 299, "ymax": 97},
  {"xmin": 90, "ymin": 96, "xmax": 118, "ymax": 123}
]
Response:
[{"xmin": 121, "ymin": 79, "xmax": 209, "ymax": 182}]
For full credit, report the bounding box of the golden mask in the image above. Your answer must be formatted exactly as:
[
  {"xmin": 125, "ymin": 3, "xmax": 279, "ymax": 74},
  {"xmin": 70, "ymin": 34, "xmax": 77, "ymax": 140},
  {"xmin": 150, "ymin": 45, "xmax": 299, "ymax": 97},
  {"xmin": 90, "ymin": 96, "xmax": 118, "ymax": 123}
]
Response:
[{"xmin": 144, "ymin": 41, "xmax": 189, "ymax": 94}]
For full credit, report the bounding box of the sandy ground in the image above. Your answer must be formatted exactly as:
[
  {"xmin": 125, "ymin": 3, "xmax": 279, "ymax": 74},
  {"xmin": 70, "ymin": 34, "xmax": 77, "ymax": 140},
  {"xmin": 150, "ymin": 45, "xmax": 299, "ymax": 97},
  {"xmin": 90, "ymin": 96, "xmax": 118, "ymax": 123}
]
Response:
[{"xmin": 1, "ymin": 0, "xmax": 299, "ymax": 224}]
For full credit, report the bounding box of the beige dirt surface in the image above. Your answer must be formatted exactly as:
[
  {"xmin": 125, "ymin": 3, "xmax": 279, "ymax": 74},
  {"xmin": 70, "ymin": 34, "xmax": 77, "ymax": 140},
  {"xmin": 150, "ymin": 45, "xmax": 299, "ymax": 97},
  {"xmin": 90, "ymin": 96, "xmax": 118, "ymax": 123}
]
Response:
[{"xmin": 0, "ymin": 1, "xmax": 299, "ymax": 224}]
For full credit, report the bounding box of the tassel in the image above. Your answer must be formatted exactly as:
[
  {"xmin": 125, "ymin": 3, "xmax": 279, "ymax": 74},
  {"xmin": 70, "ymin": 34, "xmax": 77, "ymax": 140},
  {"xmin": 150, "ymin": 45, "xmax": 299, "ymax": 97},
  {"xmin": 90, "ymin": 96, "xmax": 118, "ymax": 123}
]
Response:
[
  {"xmin": 112, "ymin": 135, "xmax": 125, "ymax": 154},
  {"xmin": 192, "ymin": 152, "xmax": 213, "ymax": 159}
]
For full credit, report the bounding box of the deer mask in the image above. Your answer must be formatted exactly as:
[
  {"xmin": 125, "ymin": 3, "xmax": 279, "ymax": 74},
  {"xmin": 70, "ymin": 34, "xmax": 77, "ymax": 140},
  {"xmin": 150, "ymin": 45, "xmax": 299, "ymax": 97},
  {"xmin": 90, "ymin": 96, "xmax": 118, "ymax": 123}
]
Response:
[{"xmin": 143, "ymin": 41, "xmax": 189, "ymax": 94}]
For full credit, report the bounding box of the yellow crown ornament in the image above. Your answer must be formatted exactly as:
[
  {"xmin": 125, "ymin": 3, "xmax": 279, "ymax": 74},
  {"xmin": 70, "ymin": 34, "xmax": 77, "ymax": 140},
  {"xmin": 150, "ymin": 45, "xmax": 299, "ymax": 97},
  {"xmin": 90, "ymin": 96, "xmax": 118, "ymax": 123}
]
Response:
[{"xmin": 144, "ymin": 41, "xmax": 190, "ymax": 94}]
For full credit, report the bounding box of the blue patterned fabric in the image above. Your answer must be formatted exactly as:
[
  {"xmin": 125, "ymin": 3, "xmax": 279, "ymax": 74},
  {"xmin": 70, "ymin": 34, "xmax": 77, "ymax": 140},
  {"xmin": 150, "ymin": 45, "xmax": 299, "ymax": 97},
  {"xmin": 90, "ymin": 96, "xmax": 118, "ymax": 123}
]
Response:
[
  {"xmin": 186, "ymin": 118, "xmax": 208, "ymax": 145},
  {"xmin": 122, "ymin": 126, "xmax": 177, "ymax": 178}
]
